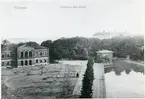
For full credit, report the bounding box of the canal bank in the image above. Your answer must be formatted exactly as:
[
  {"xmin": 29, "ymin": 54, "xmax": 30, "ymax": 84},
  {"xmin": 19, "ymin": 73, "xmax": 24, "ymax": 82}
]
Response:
[{"xmin": 92, "ymin": 63, "xmax": 106, "ymax": 98}]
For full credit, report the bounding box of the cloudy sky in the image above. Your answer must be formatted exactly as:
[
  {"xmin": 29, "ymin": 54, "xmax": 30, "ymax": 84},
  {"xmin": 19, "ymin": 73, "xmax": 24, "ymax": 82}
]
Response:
[{"xmin": 0, "ymin": 0, "xmax": 145, "ymax": 43}]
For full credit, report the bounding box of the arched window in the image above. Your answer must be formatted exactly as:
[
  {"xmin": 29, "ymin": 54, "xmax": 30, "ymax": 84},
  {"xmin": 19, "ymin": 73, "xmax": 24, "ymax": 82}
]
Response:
[
  {"xmin": 36, "ymin": 60, "xmax": 38, "ymax": 63},
  {"xmin": 25, "ymin": 60, "xmax": 28, "ymax": 65},
  {"xmin": 29, "ymin": 51, "xmax": 32, "ymax": 58},
  {"xmin": 25, "ymin": 51, "xmax": 28, "ymax": 58},
  {"xmin": 29, "ymin": 60, "xmax": 32, "ymax": 65},
  {"xmin": 45, "ymin": 52, "xmax": 47, "ymax": 55},
  {"xmin": 35, "ymin": 52, "xmax": 38, "ymax": 56},
  {"xmin": 21, "ymin": 52, "xmax": 24, "ymax": 58},
  {"xmin": 2, "ymin": 54, "xmax": 4, "ymax": 58},
  {"xmin": 21, "ymin": 61, "xmax": 23, "ymax": 66},
  {"xmin": 44, "ymin": 59, "xmax": 46, "ymax": 62},
  {"xmin": 2, "ymin": 62, "xmax": 4, "ymax": 66},
  {"xmin": 40, "ymin": 60, "xmax": 42, "ymax": 63},
  {"xmin": 40, "ymin": 52, "xmax": 43, "ymax": 56},
  {"xmin": 7, "ymin": 54, "xmax": 10, "ymax": 58},
  {"xmin": 7, "ymin": 61, "xmax": 9, "ymax": 65}
]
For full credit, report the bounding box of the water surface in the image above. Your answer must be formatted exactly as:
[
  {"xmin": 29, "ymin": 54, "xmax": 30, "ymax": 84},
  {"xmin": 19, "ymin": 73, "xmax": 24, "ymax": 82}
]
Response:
[{"xmin": 105, "ymin": 60, "xmax": 144, "ymax": 98}]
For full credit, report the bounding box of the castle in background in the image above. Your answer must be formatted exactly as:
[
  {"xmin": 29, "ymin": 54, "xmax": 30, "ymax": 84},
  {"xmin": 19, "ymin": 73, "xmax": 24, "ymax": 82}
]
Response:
[{"xmin": 1, "ymin": 40, "xmax": 49, "ymax": 68}]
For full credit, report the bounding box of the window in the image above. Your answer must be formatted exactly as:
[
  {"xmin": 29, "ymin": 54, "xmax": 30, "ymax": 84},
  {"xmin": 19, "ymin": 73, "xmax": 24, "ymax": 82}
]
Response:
[
  {"xmin": 45, "ymin": 52, "xmax": 47, "ymax": 55},
  {"xmin": 25, "ymin": 60, "xmax": 28, "ymax": 65},
  {"xmin": 40, "ymin": 60, "xmax": 42, "ymax": 63},
  {"xmin": 25, "ymin": 51, "xmax": 28, "ymax": 58},
  {"xmin": 21, "ymin": 52, "xmax": 24, "ymax": 58},
  {"xmin": 29, "ymin": 51, "xmax": 32, "ymax": 58},
  {"xmin": 40, "ymin": 52, "xmax": 43, "ymax": 56},
  {"xmin": 2, "ymin": 54, "xmax": 4, "ymax": 58},
  {"xmin": 29, "ymin": 60, "xmax": 32, "ymax": 65},
  {"xmin": 7, "ymin": 54, "xmax": 10, "ymax": 58},
  {"xmin": 2, "ymin": 62, "xmax": 4, "ymax": 66},
  {"xmin": 36, "ymin": 59, "xmax": 38, "ymax": 63},
  {"xmin": 44, "ymin": 59, "xmax": 46, "ymax": 62},
  {"xmin": 21, "ymin": 61, "xmax": 23, "ymax": 66},
  {"xmin": 7, "ymin": 62, "xmax": 9, "ymax": 65}
]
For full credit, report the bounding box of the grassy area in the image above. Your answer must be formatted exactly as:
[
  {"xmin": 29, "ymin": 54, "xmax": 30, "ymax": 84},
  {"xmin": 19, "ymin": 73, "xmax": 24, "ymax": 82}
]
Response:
[{"xmin": 2, "ymin": 64, "xmax": 82, "ymax": 99}]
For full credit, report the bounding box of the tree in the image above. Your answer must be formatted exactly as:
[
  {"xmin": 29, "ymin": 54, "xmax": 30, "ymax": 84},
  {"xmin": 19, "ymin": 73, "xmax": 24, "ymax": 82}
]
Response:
[
  {"xmin": 41, "ymin": 40, "xmax": 52, "ymax": 48},
  {"xmin": 83, "ymin": 48, "xmax": 88, "ymax": 58},
  {"xmin": 40, "ymin": 36, "xmax": 144, "ymax": 61},
  {"xmin": 80, "ymin": 57, "xmax": 94, "ymax": 98}
]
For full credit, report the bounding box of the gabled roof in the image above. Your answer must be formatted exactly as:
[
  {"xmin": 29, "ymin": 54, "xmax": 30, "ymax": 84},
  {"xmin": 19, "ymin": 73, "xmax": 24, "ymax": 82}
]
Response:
[{"xmin": 1, "ymin": 44, "xmax": 17, "ymax": 52}]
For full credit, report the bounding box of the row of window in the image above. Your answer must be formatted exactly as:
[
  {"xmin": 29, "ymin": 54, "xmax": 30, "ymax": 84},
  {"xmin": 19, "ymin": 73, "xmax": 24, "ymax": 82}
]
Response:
[
  {"xmin": 20, "ymin": 51, "xmax": 32, "ymax": 58},
  {"xmin": 2, "ymin": 53, "xmax": 10, "ymax": 58},
  {"xmin": 20, "ymin": 59, "xmax": 47, "ymax": 66},
  {"xmin": 35, "ymin": 51, "xmax": 47, "ymax": 56},
  {"xmin": 36, "ymin": 59, "xmax": 47, "ymax": 63},
  {"xmin": 2, "ymin": 61, "xmax": 10, "ymax": 66},
  {"xmin": 1, "ymin": 59, "xmax": 47, "ymax": 66},
  {"xmin": 21, "ymin": 60, "xmax": 32, "ymax": 66},
  {"xmin": 20, "ymin": 51, "xmax": 48, "ymax": 58}
]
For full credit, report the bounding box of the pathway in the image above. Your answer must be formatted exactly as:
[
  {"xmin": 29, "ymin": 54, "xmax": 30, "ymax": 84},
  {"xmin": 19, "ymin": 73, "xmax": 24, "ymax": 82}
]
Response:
[
  {"xmin": 124, "ymin": 60, "xmax": 144, "ymax": 66},
  {"xmin": 72, "ymin": 63, "xmax": 87, "ymax": 95},
  {"xmin": 92, "ymin": 63, "xmax": 106, "ymax": 98}
]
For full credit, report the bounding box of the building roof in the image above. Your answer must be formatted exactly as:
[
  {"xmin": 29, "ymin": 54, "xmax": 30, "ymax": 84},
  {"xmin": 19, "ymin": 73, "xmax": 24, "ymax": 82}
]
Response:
[
  {"xmin": 18, "ymin": 43, "xmax": 47, "ymax": 49},
  {"xmin": 96, "ymin": 50, "xmax": 113, "ymax": 54},
  {"xmin": 1, "ymin": 44, "xmax": 17, "ymax": 52}
]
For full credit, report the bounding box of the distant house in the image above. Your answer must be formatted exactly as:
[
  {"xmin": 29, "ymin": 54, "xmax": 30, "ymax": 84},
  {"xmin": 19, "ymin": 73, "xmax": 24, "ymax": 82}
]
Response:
[
  {"xmin": 95, "ymin": 50, "xmax": 113, "ymax": 64},
  {"xmin": 1, "ymin": 40, "xmax": 17, "ymax": 67},
  {"xmin": 93, "ymin": 31, "xmax": 128, "ymax": 39},
  {"xmin": 1, "ymin": 40, "xmax": 49, "ymax": 68}
]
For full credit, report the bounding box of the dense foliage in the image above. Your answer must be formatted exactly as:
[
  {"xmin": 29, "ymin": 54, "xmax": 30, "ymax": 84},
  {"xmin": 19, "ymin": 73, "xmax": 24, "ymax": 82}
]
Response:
[
  {"xmin": 41, "ymin": 36, "xmax": 144, "ymax": 62},
  {"xmin": 1, "ymin": 36, "xmax": 144, "ymax": 64},
  {"xmin": 80, "ymin": 57, "xmax": 94, "ymax": 98}
]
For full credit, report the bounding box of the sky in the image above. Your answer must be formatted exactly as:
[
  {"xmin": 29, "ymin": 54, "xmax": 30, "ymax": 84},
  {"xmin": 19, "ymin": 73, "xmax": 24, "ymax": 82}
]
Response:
[{"xmin": 0, "ymin": 0, "xmax": 145, "ymax": 44}]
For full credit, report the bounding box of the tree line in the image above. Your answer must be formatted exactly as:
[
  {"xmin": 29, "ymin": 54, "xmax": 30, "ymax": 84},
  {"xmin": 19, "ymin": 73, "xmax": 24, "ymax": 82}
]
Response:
[
  {"xmin": 41, "ymin": 36, "xmax": 144, "ymax": 62},
  {"xmin": 1, "ymin": 36, "xmax": 144, "ymax": 63}
]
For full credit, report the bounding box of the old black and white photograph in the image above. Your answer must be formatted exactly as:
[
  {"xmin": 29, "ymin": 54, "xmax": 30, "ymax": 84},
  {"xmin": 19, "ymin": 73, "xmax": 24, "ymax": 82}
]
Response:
[{"xmin": 0, "ymin": 0, "xmax": 145, "ymax": 99}]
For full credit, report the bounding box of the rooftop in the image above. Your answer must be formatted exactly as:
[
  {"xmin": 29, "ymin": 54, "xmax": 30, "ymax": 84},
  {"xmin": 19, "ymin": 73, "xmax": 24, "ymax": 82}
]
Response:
[{"xmin": 18, "ymin": 43, "xmax": 47, "ymax": 49}]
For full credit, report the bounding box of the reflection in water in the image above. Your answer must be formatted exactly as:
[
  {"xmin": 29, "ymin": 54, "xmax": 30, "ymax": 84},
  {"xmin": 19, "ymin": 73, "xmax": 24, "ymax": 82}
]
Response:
[
  {"xmin": 104, "ymin": 60, "xmax": 144, "ymax": 98},
  {"xmin": 125, "ymin": 69, "xmax": 131, "ymax": 74},
  {"xmin": 105, "ymin": 60, "xmax": 144, "ymax": 75}
]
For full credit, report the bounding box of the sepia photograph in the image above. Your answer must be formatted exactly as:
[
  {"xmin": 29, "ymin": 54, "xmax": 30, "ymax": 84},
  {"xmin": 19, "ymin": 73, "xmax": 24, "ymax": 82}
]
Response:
[{"xmin": 0, "ymin": 0, "xmax": 145, "ymax": 99}]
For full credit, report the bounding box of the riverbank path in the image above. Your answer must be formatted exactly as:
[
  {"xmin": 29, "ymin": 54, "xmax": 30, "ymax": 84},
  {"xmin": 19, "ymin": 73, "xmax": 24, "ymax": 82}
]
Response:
[{"xmin": 92, "ymin": 63, "xmax": 106, "ymax": 98}]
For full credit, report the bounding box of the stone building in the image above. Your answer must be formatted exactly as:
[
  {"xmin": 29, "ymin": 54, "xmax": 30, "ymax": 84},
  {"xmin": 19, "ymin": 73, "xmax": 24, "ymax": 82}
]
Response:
[
  {"xmin": 1, "ymin": 40, "xmax": 17, "ymax": 68},
  {"xmin": 1, "ymin": 47, "xmax": 14, "ymax": 67},
  {"xmin": 95, "ymin": 50, "xmax": 113, "ymax": 64},
  {"xmin": 17, "ymin": 44, "xmax": 49, "ymax": 66},
  {"xmin": 1, "ymin": 40, "xmax": 49, "ymax": 68}
]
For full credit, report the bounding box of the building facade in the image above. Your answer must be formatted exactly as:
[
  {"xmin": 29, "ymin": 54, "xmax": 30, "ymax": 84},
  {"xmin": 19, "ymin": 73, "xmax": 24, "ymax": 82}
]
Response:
[
  {"xmin": 1, "ymin": 50, "xmax": 13, "ymax": 67},
  {"xmin": 1, "ymin": 41, "xmax": 49, "ymax": 68},
  {"xmin": 17, "ymin": 44, "xmax": 49, "ymax": 66},
  {"xmin": 95, "ymin": 50, "xmax": 113, "ymax": 64},
  {"xmin": 1, "ymin": 40, "xmax": 17, "ymax": 68}
]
